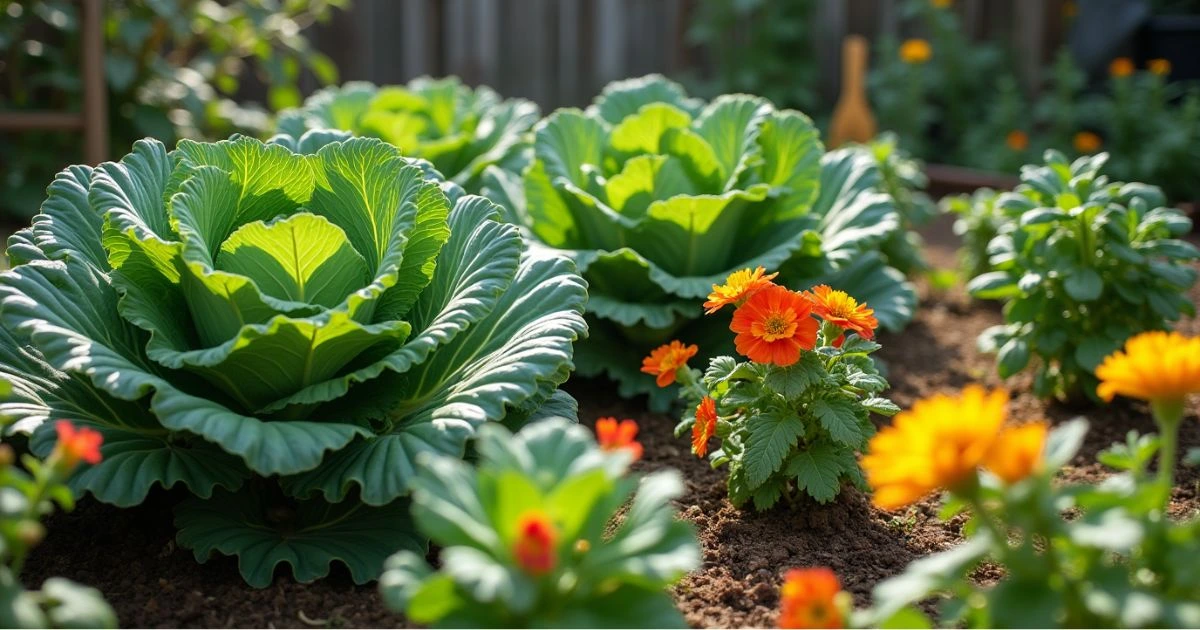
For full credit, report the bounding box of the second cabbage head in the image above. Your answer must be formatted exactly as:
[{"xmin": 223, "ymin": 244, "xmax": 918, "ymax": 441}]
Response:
[{"xmin": 484, "ymin": 75, "xmax": 917, "ymax": 404}]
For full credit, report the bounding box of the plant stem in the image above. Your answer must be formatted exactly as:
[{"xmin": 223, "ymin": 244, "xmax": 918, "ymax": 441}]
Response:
[{"xmin": 1151, "ymin": 398, "xmax": 1185, "ymax": 503}]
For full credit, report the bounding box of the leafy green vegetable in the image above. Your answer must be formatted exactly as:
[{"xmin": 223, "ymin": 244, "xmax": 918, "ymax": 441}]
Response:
[
  {"xmin": 379, "ymin": 418, "xmax": 700, "ymax": 628},
  {"xmin": 484, "ymin": 75, "xmax": 916, "ymax": 407},
  {"xmin": 274, "ymin": 77, "xmax": 539, "ymax": 194},
  {"xmin": 0, "ymin": 135, "xmax": 587, "ymax": 587},
  {"xmin": 964, "ymin": 151, "xmax": 1198, "ymax": 400}
]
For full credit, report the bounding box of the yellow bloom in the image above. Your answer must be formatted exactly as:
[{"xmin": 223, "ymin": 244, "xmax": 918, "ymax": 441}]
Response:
[
  {"xmin": 1109, "ymin": 57, "xmax": 1135, "ymax": 78},
  {"xmin": 931, "ymin": 0, "xmax": 953, "ymax": 8},
  {"xmin": 1073, "ymin": 131, "xmax": 1102, "ymax": 154},
  {"xmin": 704, "ymin": 266, "xmax": 779, "ymax": 314},
  {"xmin": 864, "ymin": 386, "xmax": 1009, "ymax": 510},
  {"xmin": 1148, "ymin": 58, "xmax": 1172, "ymax": 76},
  {"xmin": 1096, "ymin": 331, "xmax": 1200, "ymax": 404},
  {"xmin": 984, "ymin": 422, "xmax": 1047, "ymax": 484},
  {"xmin": 900, "ymin": 39, "xmax": 933, "ymax": 65}
]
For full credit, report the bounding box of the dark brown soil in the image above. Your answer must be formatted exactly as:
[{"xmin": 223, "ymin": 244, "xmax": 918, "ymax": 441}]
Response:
[{"xmin": 19, "ymin": 219, "xmax": 1200, "ymax": 628}]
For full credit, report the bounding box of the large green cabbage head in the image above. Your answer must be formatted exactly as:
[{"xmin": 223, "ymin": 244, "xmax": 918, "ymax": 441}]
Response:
[
  {"xmin": 275, "ymin": 77, "xmax": 539, "ymax": 193},
  {"xmin": 0, "ymin": 134, "xmax": 587, "ymax": 587},
  {"xmin": 484, "ymin": 75, "xmax": 916, "ymax": 404}
]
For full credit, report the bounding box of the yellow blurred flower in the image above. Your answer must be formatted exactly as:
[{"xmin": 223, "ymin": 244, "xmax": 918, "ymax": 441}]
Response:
[
  {"xmin": 984, "ymin": 422, "xmax": 1048, "ymax": 484},
  {"xmin": 1005, "ymin": 130, "xmax": 1029, "ymax": 152},
  {"xmin": 1073, "ymin": 131, "xmax": 1102, "ymax": 153},
  {"xmin": 1063, "ymin": 1, "xmax": 1078, "ymax": 17},
  {"xmin": 1109, "ymin": 57, "xmax": 1135, "ymax": 77},
  {"xmin": 932, "ymin": 0, "xmax": 953, "ymax": 8},
  {"xmin": 1096, "ymin": 331, "xmax": 1200, "ymax": 404},
  {"xmin": 863, "ymin": 386, "xmax": 1008, "ymax": 510},
  {"xmin": 1148, "ymin": 58, "xmax": 1172, "ymax": 76},
  {"xmin": 900, "ymin": 39, "xmax": 933, "ymax": 65}
]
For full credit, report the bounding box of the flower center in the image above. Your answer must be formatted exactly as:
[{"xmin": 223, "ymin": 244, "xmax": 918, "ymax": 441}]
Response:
[{"xmin": 757, "ymin": 311, "xmax": 796, "ymax": 342}]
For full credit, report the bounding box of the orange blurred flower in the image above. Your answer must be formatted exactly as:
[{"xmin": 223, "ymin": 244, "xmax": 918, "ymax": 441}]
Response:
[
  {"xmin": 1073, "ymin": 131, "xmax": 1102, "ymax": 154},
  {"xmin": 1148, "ymin": 58, "xmax": 1172, "ymax": 76},
  {"xmin": 1005, "ymin": 130, "xmax": 1029, "ymax": 152},
  {"xmin": 1109, "ymin": 57, "xmax": 1135, "ymax": 77},
  {"xmin": 778, "ymin": 567, "xmax": 845, "ymax": 629},
  {"xmin": 931, "ymin": 0, "xmax": 953, "ymax": 7},
  {"xmin": 641, "ymin": 340, "xmax": 699, "ymax": 387},
  {"xmin": 806, "ymin": 285, "xmax": 878, "ymax": 341},
  {"xmin": 1096, "ymin": 331, "xmax": 1200, "ymax": 404},
  {"xmin": 53, "ymin": 421, "xmax": 103, "ymax": 469},
  {"xmin": 730, "ymin": 285, "xmax": 819, "ymax": 367},
  {"xmin": 692, "ymin": 397, "xmax": 718, "ymax": 458},
  {"xmin": 513, "ymin": 510, "xmax": 558, "ymax": 576},
  {"xmin": 704, "ymin": 267, "xmax": 779, "ymax": 314},
  {"xmin": 1063, "ymin": 1, "xmax": 1078, "ymax": 17},
  {"xmin": 984, "ymin": 421, "xmax": 1048, "ymax": 484},
  {"xmin": 899, "ymin": 39, "xmax": 932, "ymax": 64},
  {"xmin": 595, "ymin": 417, "xmax": 643, "ymax": 461}
]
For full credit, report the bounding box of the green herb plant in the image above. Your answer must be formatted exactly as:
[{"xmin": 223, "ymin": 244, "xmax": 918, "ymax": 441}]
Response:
[{"xmin": 943, "ymin": 187, "xmax": 1005, "ymax": 280}]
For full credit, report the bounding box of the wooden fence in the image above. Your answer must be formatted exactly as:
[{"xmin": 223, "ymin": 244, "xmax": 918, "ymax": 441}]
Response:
[{"xmin": 309, "ymin": 0, "xmax": 1071, "ymax": 110}]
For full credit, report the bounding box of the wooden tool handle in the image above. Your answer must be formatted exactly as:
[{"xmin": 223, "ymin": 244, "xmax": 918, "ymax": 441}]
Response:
[{"xmin": 840, "ymin": 35, "xmax": 869, "ymax": 100}]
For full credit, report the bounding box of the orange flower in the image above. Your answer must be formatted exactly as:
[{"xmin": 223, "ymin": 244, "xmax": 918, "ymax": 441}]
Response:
[
  {"xmin": 595, "ymin": 417, "xmax": 643, "ymax": 461},
  {"xmin": 931, "ymin": 0, "xmax": 953, "ymax": 7},
  {"xmin": 778, "ymin": 567, "xmax": 845, "ymax": 629},
  {"xmin": 1109, "ymin": 57, "xmax": 1135, "ymax": 77},
  {"xmin": 1073, "ymin": 131, "xmax": 1102, "ymax": 154},
  {"xmin": 641, "ymin": 340, "xmax": 698, "ymax": 387},
  {"xmin": 899, "ymin": 39, "xmax": 932, "ymax": 64},
  {"xmin": 730, "ymin": 285, "xmax": 819, "ymax": 367},
  {"xmin": 1096, "ymin": 331, "xmax": 1200, "ymax": 404},
  {"xmin": 704, "ymin": 267, "xmax": 779, "ymax": 314},
  {"xmin": 1005, "ymin": 130, "xmax": 1029, "ymax": 152},
  {"xmin": 806, "ymin": 285, "xmax": 878, "ymax": 341},
  {"xmin": 513, "ymin": 510, "xmax": 558, "ymax": 576},
  {"xmin": 1148, "ymin": 58, "xmax": 1172, "ymax": 76},
  {"xmin": 692, "ymin": 397, "xmax": 718, "ymax": 458},
  {"xmin": 53, "ymin": 421, "xmax": 103, "ymax": 468},
  {"xmin": 1063, "ymin": 0, "xmax": 1078, "ymax": 17},
  {"xmin": 984, "ymin": 421, "xmax": 1048, "ymax": 484}
]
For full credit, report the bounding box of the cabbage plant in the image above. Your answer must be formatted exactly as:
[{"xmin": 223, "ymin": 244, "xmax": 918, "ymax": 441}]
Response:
[
  {"xmin": 275, "ymin": 77, "xmax": 538, "ymax": 193},
  {"xmin": 484, "ymin": 75, "xmax": 915, "ymax": 405},
  {"xmin": 0, "ymin": 134, "xmax": 587, "ymax": 587}
]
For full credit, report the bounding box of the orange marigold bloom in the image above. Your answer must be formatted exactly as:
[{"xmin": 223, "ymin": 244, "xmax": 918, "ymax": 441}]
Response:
[
  {"xmin": 513, "ymin": 510, "xmax": 558, "ymax": 576},
  {"xmin": 778, "ymin": 567, "xmax": 845, "ymax": 629},
  {"xmin": 1148, "ymin": 58, "xmax": 1172, "ymax": 76},
  {"xmin": 1109, "ymin": 57, "xmax": 1135, "ymax": 77},
  {"xmin": 1006, "ymin": 130, "xmax": 1029, "ymax": 151},
  {"xmin": 806, "ymin": 285, "xmax": 878, "ymax": 341},
  {"xmin": 704, "ymin": 266, "xmax": 779, "ymax": 314},
  {"xmin": 730, "ymin": 285, "xmax": 819, "ymax": 367},
  {"xmin": 863, "ymin": 386, "xmax": 1008, "ymax": 510},
  {"xmin": 641, "ymin": 340, "xmax": 699, "ymax": 387},
  {"xmin": 984, "ymin": 421, "xmax": 1048, "ymax": 484},
  {"xmin": 899, "ymin": 39, "xmax": 932, "ymax": 64},
  {"xmin": 1096, "ymin": 331, "xmax": 1200, "ymax": 404},
  {"xmin": 595, "ymin": 417, "xmax": 643, "ymax": 461},
  {"xmin": 1073, "ymin": 131, "xmax": 1102, "ymax": 153},
  {"xmin": 692, "ymin": 397, "xmax": 718, "ymax": 458},
  {"xmin": 53, "ymin": 421, "xmax": 103, "ymax": 468}
]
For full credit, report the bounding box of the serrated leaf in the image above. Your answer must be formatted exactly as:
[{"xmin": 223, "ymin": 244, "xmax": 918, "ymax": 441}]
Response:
[
  {"xmin": 764, "ymin": 352, "xmax": 828, "ymax": 398},
  {"xmin": 745, "ymin": 409, "xmax": 805, "ymax": 487},
  {"xmin": 811, "ymin": 398, "xmax": 867, "ymax": 447},
  {"xmin": 785, "ymin": 443, "xmax": 845, "ymax": 502}
]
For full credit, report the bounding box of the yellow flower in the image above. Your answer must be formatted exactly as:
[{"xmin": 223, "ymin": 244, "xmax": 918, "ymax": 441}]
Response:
[
  {"xmin": 984, "ymin": 422, "xmax": 1048, "ymax": 484},
  {"xmin": 900, "ymin": 39, "xmax": 933, "ymax": 65},
  {"xmin": 1073, "ymin": 131, "xmax": 1102, "ymax": 154},
  {"xmin": 1148, "ymin": 58, "xmax": 1172, "ymax": 76},
  {"xmin": 1096, "ymin": 331, "xmax": 1200, "ymax": 404},
  {"xmin": 863, "ymin": 386, "xmax": 1007, "ymax": 510},
  {"xmin": 1109, "ymin": 57, "xmax": 1135, "ymax": 78},
  {"xmin": 704, "ymin": 266, "xmax": 779, "ymax": 314},
  {"xmin": 931, "ymin": 0, "xmax": 953, "ymax": 8}
]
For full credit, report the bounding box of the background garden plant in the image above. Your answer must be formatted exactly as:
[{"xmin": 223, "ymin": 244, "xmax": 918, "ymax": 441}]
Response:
[
  {"xmin": 273, "ymin": 77, "xmax": 540, "ymax": 194},
  {"xmin": 378, "ymin": 417, "xmax": 700, "ymax": 628},
  {"xmin": 0, "ymin": 134, "xmax": 587, "ymax": 587},
  {"xmin": 485, "ymin": 74, "xmax": 916, "ymax": 408},
  {"xmin": 965, "ymin": 151, "xmax": 1198, "ymax": 400}
]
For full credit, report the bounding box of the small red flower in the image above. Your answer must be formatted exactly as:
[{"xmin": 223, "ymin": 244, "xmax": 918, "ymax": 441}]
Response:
[
  {"xmin": 53, "ymin": 421, "xmax": 102, "ymax": 468},
  {"xmin": 779, "ymin": 567, "xmax": 845, "ymax": 629},
  {"xmin": 691, "ymin": 397, "xmax": 718, "ymax": 458},
  {"xmin": 641, "ymin": 340, "xmax": 699, "ymax": 387},
  {"xmin": 730, "ymin": 285, "xmax": 819, "ymax": 366},
  {"xmin": 596, "ymin": 417, "xmax": 643, "ymax": 461},
  {"xmin": 513, "ymin": 510, "xmax": 558, "ymax": 576}
]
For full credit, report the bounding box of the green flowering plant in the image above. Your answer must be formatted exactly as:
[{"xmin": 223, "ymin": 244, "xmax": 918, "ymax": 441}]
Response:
[
  {"xmin": 966, "ymin": 151, "xmax": 1198, "ymax": 400},
  {"xmin": 0, "ymin": 134, "xmax": 587, "ymax": 587},
  {"xmin": 378, "ymin": 418, "xmax": 700, "ymax": 628},
  {"xmin": 485, "ymin": 74, "xmax": 915, "ymax": 408},
  {"xmin": 274, "ymin": 77, "xmax": 539, "ymax": 193}
]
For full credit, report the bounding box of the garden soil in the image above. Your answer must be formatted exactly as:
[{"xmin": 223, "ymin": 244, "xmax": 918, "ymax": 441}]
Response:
[{"xmin": 21, "ymin": 219, "xmax": 1200, "ymax": 628}]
